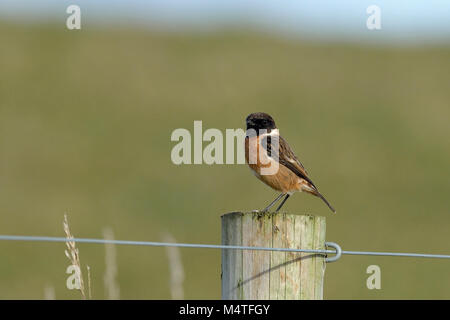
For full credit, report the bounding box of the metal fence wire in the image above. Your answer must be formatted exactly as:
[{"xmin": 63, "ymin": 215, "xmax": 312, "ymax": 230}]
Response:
[{"xmin": 1, "ymin": 235, "xmax": 450, "ymax": 263}]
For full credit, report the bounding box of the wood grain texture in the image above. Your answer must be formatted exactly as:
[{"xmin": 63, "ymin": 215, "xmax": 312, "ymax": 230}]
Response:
[
  {"xmin": 221, "ymin": 212, "xmax": 326, "ymax": 300},
  {"xmin": 221, "ymin": 212, "xmax": 243, "ymax": 299}
]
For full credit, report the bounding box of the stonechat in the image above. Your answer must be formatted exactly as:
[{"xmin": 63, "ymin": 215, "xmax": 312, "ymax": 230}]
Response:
[{"xmin": 245, "ymin": 112, "xmax": 336, "ymax": 213}]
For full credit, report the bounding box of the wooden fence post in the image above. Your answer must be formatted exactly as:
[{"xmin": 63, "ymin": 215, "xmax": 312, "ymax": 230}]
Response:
[{"xmin": 221, "ymin": 212, "xmax": 326, "ymax": 300}]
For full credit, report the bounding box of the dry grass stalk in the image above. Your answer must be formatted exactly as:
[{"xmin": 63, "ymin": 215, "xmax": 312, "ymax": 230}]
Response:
[
  {"xmin": 162, "ymin": 232, "xmax": 185, "ymax": 300},
  {"xmin": 63, "ymin": 214, "xmax": 86, "ymax": 299},
  {"xmin": 87, "ymin": 265, "xmax": 92, "ymax": 300},
  {"xmin": 103, "ymin": 227, "xmax": 120, "ymax": 300},
  {"xmin": 44, "ymin": 284, "xmax": 55, "ymax": 300}
]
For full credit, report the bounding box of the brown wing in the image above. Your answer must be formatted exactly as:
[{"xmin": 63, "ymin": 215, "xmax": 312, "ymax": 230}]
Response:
[
  {"xmin": 261, "ymin": 134, "xmax": 336, "ymax": 213},
  {"xmin": 261, "ymin": 135, "xmax": 317, "ymax": 190}
]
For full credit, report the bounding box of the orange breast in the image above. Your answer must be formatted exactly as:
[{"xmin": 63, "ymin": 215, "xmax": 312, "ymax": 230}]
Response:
[{"xmin": 245, "ymin": 136, "xmax": 302, "ymax": 193}]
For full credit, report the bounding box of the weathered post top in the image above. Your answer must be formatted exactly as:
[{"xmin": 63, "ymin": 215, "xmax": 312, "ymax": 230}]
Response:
[{"xmin": 221, "ymin": 212, "xmax": 326, "ymax": 300}]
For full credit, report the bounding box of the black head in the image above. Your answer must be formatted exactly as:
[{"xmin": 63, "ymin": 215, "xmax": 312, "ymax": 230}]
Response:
[{"xmin": 246, "ymin": 112, "xmax": 277, "ymax": 133}]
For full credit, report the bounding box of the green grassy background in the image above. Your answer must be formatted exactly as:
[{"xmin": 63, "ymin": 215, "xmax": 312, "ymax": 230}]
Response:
[{"xmin": 0, "ymin": 23, "xmax": 449, "ymax": 299}]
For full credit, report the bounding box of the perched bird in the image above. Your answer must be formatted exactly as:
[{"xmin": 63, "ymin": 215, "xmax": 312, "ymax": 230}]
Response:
[{"xmin": 244, "ymin": 112, "xmax": 336, "ymax": 213}]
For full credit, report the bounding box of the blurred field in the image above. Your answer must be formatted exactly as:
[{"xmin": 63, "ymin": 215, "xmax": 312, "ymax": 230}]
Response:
[{"xmin": 0, "ymin": 22, "xmax": 449, "ymax": 299}]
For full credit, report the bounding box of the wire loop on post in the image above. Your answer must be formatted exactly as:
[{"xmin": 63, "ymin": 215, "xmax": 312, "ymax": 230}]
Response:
[{"xmin": 325, "ymin": 242, "xmax": 342, "ymax": 263}]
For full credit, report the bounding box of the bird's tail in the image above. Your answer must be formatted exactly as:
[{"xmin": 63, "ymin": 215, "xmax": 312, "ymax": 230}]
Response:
[{"xmin": 310, "ymin": 189, "xmax": 336, "ymax": 214}]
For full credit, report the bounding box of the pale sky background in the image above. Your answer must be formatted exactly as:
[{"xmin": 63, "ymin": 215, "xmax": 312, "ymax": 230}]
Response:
[{"xmin": 0, "ymin": 0, "xmax": 449, "ymax": 45}]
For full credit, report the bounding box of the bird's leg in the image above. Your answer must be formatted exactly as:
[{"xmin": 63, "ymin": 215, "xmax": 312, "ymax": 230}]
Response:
[
  {"xmin": 275, "ymin": 194, "xmax": 291, "ymax": 212},
  {"xmin": 261, "ymin": 193, "xmax": 285, "ymax": 212}
]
